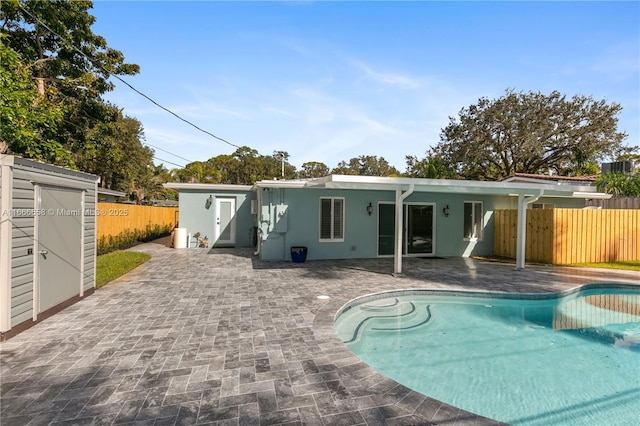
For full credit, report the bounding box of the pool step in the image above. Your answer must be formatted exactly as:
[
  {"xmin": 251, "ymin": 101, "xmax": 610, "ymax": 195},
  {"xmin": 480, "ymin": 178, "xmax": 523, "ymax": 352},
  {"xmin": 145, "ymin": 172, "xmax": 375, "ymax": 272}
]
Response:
[{"xmin": 336, "ymin": 299, "xmax": 433, "ymax": 344}]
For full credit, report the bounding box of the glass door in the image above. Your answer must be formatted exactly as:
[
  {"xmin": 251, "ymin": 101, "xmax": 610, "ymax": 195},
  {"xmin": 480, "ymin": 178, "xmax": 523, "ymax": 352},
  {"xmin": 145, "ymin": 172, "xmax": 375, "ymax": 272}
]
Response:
[
  {"xmin": 406, "ymin": 204, "xmax": 434, "ymax": 255},
  {"xmin": 377, "ymin": 203, "xmax": 435, "ymax": 257},
  {"xmin": 377, "ymin": 203, "xmax": 395, "ymax": 256}
]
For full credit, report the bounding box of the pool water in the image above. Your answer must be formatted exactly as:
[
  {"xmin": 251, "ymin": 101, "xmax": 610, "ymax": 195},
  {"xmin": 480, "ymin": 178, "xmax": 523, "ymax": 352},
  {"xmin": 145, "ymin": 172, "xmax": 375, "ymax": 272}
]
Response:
[{"xmin": 335, "ymin": 286, "xmax": 640, "ymax": 425}]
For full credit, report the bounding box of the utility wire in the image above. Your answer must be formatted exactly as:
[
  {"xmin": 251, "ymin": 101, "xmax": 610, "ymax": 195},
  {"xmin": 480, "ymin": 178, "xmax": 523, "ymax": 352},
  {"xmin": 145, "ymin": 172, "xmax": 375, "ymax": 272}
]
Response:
[
  {"xmin": 152, "ymin": 156, "xmax": 185, "ymax": 169},
  {"xmin": 143, "ymin": 142, "xmax": 193, "ymax": 164},
  {"xmin": 19, "ymin": 4, "xmax": 242, "ymax": 152}
]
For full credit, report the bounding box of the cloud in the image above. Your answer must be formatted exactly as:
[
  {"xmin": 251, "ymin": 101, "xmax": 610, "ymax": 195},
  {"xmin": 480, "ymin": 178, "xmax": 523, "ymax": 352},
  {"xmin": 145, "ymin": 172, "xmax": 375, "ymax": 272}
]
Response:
[
  {"xmin": 263, "ymin": 107, "xmax": 299, "ymax": 119},
  {"xmin": 353, "ymin": 61, "xmax": 421, "ymax": 90}
]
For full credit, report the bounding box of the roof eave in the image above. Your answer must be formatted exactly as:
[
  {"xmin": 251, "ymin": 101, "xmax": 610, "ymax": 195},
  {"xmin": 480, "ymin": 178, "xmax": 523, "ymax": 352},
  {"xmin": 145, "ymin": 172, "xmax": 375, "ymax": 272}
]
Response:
[{"xmin": 164, "ymin": 183, "xmax": 253, "ymax": 191}]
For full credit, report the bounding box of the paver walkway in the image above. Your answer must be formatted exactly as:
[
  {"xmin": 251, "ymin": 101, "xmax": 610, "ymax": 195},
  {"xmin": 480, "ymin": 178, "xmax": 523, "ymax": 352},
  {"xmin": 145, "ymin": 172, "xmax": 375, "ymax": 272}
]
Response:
[{"xmin": 1, "ymin": 242, "xmax": 638, "ymax": 426}]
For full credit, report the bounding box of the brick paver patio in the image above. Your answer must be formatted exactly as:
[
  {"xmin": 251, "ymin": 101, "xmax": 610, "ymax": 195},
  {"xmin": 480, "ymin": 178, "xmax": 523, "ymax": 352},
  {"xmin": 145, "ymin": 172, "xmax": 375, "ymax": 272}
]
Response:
[{"xmin": 1, "ymin": 242, "xmax": 638, "ymax": 425}]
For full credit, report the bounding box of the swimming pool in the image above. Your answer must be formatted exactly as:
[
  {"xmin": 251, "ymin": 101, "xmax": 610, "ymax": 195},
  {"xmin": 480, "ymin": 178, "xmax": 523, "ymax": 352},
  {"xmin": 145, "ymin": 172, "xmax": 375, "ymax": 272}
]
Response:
[{"xmin": 335, "ymin": 284, "xmax": 640, "ymax": 425}]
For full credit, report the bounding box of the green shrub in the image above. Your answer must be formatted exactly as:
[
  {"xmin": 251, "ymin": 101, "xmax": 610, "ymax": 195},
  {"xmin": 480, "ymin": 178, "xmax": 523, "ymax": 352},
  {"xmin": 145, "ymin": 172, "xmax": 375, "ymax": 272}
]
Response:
[{"xmin": 98, "ymin": 224, "xmax": 171, "ymax": 255}]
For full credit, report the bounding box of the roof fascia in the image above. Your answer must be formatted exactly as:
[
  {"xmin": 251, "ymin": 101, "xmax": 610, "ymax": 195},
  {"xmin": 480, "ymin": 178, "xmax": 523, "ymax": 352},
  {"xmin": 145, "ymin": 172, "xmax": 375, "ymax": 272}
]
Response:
[
  {"xmin": 164, "ymin": 183, "xmax": 253, "ymax": 191},
  {"xmin": 320, "ymin": 175, "xmax": 601, "ymax": 197},
  {"xmin": 253, "ymin": 180, "xmax": 308, "ymax": 189}
]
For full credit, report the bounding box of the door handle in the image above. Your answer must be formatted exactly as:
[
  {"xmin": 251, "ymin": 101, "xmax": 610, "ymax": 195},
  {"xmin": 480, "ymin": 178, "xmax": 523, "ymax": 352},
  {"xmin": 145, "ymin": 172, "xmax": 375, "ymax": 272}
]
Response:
[{"xmin": 39, "ymin": 250, "xmax": 48, "ymax": 255}]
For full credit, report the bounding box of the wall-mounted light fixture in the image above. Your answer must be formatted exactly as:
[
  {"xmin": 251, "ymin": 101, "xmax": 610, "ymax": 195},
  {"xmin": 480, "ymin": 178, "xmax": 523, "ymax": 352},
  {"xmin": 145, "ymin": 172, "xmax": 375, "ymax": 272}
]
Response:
[
  {"xmin": 205, "ymin": 195, "xmax": 213, "ymax": 209},
  {"xmin": 366, "ymin": 202, "xmax": 373, "ymax": 216},
  {"xmin": 442, "ymin": 204, "xmax": 450, "ymax": 217}
]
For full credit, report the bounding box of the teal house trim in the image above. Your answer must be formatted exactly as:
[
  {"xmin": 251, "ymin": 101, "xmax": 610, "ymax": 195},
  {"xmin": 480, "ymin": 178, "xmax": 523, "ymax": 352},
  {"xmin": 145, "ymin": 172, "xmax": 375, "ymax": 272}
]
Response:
[{"xmin": 165, "ymin": 175, "xmax": 610, "ymax": 273}]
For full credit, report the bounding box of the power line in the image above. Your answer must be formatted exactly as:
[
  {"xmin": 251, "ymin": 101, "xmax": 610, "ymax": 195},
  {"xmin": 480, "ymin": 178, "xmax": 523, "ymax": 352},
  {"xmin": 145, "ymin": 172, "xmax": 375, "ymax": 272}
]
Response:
[
  {"xmin": 152, "ymin": 156, "xmax": 185, "ymax": 169},
  {"xmin": 144, "ymin": 142, "xmax": 193, "ymax": 164},
  {"xmin": 19, "ymin": 4, "xmax": 243, "ymax": 152}
]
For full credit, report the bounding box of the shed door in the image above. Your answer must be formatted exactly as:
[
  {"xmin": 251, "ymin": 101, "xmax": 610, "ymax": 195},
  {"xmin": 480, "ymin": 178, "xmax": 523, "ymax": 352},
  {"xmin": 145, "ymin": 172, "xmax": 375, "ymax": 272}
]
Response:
[
  {"xmin": 214, "ymin": 198, "xmax": 236, "ymax": 246},
  {"xmin": 37, "ymin": 186, "xmax": 83, "ymax": 312}
]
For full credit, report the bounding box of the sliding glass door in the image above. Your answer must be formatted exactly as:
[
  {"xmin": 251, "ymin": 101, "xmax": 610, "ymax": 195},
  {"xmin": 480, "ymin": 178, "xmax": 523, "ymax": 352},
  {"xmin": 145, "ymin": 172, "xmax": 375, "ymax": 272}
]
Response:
[{"xmin": 377, "ymin": 203, "xmax": 435, "ymax": 256}]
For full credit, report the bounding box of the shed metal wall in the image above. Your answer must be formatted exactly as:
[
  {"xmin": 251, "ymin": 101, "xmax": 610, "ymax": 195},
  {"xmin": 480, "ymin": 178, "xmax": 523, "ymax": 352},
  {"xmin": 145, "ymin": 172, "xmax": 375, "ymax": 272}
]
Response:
[{"xmin": 0, "ymin": 155, "xmax": 98, "ymax": 335}]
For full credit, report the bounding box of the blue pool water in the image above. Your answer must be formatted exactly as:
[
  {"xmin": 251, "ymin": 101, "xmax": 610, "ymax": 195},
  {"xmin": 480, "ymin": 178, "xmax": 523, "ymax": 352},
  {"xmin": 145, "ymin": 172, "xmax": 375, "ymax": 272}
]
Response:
[{"xmin": 334, "ymin": 285, "xmax": 640, "ymax": 425}]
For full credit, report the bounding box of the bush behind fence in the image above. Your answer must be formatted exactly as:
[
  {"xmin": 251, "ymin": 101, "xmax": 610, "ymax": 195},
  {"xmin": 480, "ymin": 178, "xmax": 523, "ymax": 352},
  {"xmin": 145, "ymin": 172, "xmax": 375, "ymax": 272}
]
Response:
[{"xmin": 97, "ymin": 203, "xmax": 178, "ymax": 254}]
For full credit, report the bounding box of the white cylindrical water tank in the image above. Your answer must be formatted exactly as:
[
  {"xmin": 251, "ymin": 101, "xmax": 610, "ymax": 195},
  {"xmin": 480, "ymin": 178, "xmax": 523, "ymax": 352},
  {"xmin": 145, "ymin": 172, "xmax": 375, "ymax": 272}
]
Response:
[{"xmin": 173, "ymin": 228, "xmax": 187, "ymax": 248}]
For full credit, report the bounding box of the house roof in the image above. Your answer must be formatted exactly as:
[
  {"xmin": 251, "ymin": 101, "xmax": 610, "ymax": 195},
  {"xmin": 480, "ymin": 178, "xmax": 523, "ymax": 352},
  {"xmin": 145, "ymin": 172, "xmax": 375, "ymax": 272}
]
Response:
[
  {"xmin": 255, "ymin": 175, "xmax": 611, "ymax": 199},
  {"xmin": 164, "ymin": 183, "xmax": 253, "ymax": 191},
  {"xmin": 98, "ymin": 188, "xmax": 126, "ymax": 197},
  {"xmin": 164, "ymin": 175, "xmax": 611, "ymax": 200},
  {"xmin": 501, "ymin": 173, "xmax": 598, "ymax": 185}
]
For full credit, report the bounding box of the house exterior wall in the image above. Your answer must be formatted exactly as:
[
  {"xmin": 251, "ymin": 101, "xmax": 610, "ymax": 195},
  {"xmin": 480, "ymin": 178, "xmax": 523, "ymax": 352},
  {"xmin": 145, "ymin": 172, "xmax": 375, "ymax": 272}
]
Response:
[
  {"xmin": 177, "ymin": 189, "xmax": 257, "ymax": 248},
  {"xmin": 0, "ymin": 155, "xmax": 97, "ymax": 335},
  {"xmin": 258, "ymin": 187, "xmax": 590, "ymax": 261}
]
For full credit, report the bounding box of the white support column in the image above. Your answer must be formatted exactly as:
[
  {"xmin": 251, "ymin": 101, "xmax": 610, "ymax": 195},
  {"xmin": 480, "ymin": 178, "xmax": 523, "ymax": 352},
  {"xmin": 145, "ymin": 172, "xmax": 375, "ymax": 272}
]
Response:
[
  {"xmin": 0, "ymin": 155, "xmax": 14, "ymax": 332},
  {"xmin": 515, "ymin": 190, "xmax": 543, "ymax": 270},
  {"xmin": 516, "ymin": 194, "xmax": 526, "ymax": 270},
  {"xmin": 393, "ymin": 184, "xmax": 414, "ymax": 276}
]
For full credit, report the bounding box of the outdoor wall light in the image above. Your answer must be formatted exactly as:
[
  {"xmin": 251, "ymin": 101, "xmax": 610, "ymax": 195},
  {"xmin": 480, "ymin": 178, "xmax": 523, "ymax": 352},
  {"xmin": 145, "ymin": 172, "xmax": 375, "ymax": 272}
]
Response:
[
  {"xmin": 205, "ymin": 195, "xmax": 213, "ymax": 209},
  {"xmin": 366, "ymin": 202, "xmax": 373, "ymax": 216},
  {"xmin": 442, "ymin": 205, "xmax": 450, "ymax": 217}
]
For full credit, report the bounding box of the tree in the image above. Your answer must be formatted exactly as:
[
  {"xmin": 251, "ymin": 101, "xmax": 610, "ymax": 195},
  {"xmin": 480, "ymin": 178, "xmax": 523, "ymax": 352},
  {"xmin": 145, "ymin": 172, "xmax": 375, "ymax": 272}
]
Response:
[
  {"xmin": 1, "ymin": 0, "xmax": 140, "ymax": 167},
  {"xmin": 73, "ymin": 104, "xmax": 154, "ymax": 198},
  {"xmin": 404, "ymin": 155, "xmax": 456, "ymax": 179},
  {"xmin": 331, "ymin": 155, "xmax": 400, "ymax": 176},
  {"xmin": 202, "ymin": 147, "xmax": 296, "ymax": 185},
  {"xmin": 594, "ymin": 172, "xmax": 640, "ymax": 197},
  {"xmin": 0, "ymin": 35, "xmax": 67, "ymax": 162},
  {"xmin": 172, "ymin": 161, "xmax": 221, "ymax": 184},
  {"xmin": 299, "ymin": 161, "xmax": 330, "ymax": 178},
  {"xmin": 434, "ymin": 89, "xmax": 631, "ymax": 180}
]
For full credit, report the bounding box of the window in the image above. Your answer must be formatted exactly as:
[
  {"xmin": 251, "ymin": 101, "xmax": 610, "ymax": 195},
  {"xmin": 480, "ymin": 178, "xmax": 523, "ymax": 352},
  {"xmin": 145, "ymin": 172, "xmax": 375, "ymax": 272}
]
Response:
[
  {"xmin": 464, "ymin": 201, "xmax": 483, "ymax": 240},
  {"xmin": 320, "ymin": 197, "xmax": 344, "ymax": 241},
  {"xmin": 531, "ymin": 203, "xmax": 554, "ymax": 209}
]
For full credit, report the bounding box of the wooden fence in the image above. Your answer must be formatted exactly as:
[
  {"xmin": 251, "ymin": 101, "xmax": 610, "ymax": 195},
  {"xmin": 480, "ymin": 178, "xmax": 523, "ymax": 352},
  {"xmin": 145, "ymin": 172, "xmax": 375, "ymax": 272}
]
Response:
[
  {"xmin": 586, "ymin": 196, "xmax": 640, "ymax": 209},
  {"xmin": 494, "ymin": 208, "xmax": 640, "ymax": 264},
  {"xmin": 96, "ymin": 202, "xmax": 178, "ymax": 240}
]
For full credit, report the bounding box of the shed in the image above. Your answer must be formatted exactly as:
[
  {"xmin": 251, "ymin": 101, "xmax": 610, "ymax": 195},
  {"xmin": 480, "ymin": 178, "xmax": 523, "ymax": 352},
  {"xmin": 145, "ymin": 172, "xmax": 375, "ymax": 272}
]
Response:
[{"xmin": 0, "ymin": 155, "xmax": 99, "ymax": 340}]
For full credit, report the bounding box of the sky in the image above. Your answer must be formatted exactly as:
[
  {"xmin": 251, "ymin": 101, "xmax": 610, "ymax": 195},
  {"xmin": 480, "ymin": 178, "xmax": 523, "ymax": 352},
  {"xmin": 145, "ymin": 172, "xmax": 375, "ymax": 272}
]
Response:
[{"xmin": 90, "ymin": 1, "xmax": 640, "ymax": 172}]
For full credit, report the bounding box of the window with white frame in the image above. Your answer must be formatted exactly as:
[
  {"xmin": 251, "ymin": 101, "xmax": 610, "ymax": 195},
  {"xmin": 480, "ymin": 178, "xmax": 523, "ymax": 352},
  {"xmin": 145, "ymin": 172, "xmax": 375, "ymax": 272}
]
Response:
[
  {"xmin": 463, "ymin": 201, "xmax": 483, "ymax": 240},
  {"xmin": 319, "ymin": 197, "xmax": 344, "ymax": 241}
]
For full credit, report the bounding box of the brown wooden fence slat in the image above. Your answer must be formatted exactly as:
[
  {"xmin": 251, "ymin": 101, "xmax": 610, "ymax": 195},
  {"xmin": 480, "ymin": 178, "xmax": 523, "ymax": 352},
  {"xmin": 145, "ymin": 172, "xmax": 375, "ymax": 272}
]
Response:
[
  {"xmin": 494, "ymin": 208, "xmax": 640, "ymax": 264},
  {"xmin": 96, "ymin": 203, "xmax": 178, "ymax": 240}
]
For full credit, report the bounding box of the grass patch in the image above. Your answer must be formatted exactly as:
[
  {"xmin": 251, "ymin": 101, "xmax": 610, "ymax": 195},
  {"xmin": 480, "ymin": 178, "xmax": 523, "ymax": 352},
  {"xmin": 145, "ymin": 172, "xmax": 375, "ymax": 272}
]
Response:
[
  {"xmin": 96, "ymin": 251, "xmax": 151, "ymax": 288},
  {"xmin": 567, "ymin": 260, "xmax": 640, "ymax": 271}
]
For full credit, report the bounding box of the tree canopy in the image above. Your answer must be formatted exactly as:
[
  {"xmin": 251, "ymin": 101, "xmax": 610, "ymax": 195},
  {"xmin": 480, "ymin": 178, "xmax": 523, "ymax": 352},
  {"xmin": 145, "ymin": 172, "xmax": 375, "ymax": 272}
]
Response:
[
  {"xmin": 432, "ymin": 89, "xmax": 631, "ymax": 180},
  {"xmin": 0, "ymin": 0, "xmax": 157, "ymax": 200},
  {"xmin": 299, "ymin": 161, "xmax": 330, "ymax": 179},
  {"xmin": 595, "ymin": 172, "xmax": 640, "ymax": 197},
  {"xmin": 172, "ymin": 148, "xmax": 297, "ymax": 185},
  {"xmin": 331, "ymin": 155, "xmax": 400, "ymax": 176}
]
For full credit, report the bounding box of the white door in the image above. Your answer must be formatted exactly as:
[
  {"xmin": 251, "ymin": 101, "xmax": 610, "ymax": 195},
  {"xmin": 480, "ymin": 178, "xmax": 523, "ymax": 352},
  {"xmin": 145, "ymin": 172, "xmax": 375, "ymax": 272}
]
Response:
[{"xmin": 215, "ymin": 198, "xmax": 236, "ymax": 246}]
